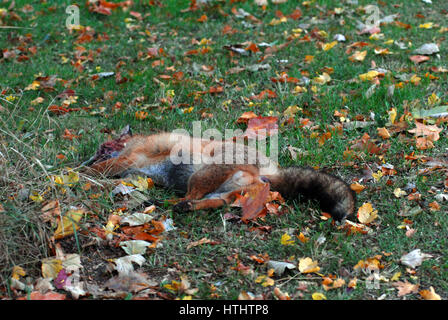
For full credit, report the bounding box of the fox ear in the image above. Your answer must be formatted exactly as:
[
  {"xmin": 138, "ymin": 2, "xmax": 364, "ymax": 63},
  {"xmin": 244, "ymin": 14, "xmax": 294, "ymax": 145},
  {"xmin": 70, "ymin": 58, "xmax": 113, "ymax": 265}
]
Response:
[{"xmin": 120, "ymin": 125, "xmax": 132, "ymax": 137}]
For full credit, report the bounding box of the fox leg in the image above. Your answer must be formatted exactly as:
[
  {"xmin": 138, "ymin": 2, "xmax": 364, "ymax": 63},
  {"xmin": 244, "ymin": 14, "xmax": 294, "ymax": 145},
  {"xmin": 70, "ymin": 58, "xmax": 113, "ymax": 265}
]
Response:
[
  {"xmin": 184, "ymin": 164, "xmax": 260, "ymax": 200},
  {"xmin": 174, "ymin": 179, "xmax": 266, "ymax": 213}
]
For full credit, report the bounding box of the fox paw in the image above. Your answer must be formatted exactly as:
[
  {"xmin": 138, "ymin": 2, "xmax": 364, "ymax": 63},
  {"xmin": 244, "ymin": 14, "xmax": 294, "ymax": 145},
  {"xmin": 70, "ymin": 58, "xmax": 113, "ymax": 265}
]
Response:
[{"xmin": 173, "ymin": 200, "xmax": 193, "ymax": 213}]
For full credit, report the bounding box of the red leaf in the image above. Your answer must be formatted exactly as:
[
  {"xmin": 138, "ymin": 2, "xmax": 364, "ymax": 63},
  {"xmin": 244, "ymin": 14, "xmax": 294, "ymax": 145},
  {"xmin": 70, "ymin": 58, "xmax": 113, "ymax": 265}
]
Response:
[{"xmin": 288, "ymin": 9, "xmax": 302, "ymax": 20}]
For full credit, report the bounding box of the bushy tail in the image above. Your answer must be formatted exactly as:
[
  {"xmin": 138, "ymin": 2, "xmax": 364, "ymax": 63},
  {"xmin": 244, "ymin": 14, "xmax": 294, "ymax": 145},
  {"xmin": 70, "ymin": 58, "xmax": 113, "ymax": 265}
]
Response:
[{"xmin": 267, "ymin": 167, "xmax": 355, "ymax": 221}]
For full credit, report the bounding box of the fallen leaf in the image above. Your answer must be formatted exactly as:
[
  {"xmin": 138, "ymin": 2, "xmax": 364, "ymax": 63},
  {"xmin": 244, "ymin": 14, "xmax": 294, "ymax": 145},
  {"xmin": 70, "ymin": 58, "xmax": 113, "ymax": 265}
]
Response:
[
  {"xmin": 119, "ymin": 240, "xmax": 152, "ymax": 255},
  {"xmin": 419, "ymin": 286, "xmax": 441, "ymax": 300},
  {"xmin": 377, "ymin": 127, "xmax": 391, "ymax": 139},
  {"xmin": 348, "ymin": 50, "xmax": 367, "ymax": 62},
  {"xmin": 298, "ymin": 257, "xmax": 320, "ymax": 274},
  {"xmin": 350, "ymin": 182, "xmax": 366, "ymax": 193},
  {"xmin": 121, "ymin": 212, "xmax": 154, "ymax": 226},
  {"xmin": 392, "ymin": 281, "xmax": 419, "ymax": 297},
  {"xmin": 409, "ymin": 55, "xmax": 430, "ymax": 64},
  {"xmin": 53, "ymin": 208, "xmax": 85, "ymax": 239},
  {"xmin": 312, "ymin": 292, "xmax": 326, "ymax": 300},
  {"xmin": 357, "ymin": 202, "xmax": 378, "ymax": 224},
  {"xmin": 187, "ymin": 237, "xmax": 219, "ymax": 250},
  {"xmin": 413, "ymin": 43, "xmax": 439, "ymax": 55},
  {"xmin": 113, "ymin": 254, "xmax": 146, "ymax": 276},
  {"xmin": 266, "ymin": 260, "xmax": 296, "ymax": 275},
  {"xmin": 400, "ymin": 249, "xmax": 433, "ymax": 268},
  {"xmin": 280, "ymin": 233, "xmax": 295, "ymax": 246}
]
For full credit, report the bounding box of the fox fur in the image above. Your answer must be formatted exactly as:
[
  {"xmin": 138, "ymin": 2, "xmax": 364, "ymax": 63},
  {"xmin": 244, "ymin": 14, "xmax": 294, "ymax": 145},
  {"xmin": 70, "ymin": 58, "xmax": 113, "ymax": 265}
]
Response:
[{"xmin": 82, "ymin": 127, "xmax": 356, "ymax": 221}]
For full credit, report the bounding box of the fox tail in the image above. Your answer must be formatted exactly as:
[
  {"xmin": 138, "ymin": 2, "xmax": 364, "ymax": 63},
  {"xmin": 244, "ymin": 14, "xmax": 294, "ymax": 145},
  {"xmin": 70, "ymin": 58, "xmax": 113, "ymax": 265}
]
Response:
[{"xmin": 266, "ymin": 166, "xmax": 356, "ymax": 221}]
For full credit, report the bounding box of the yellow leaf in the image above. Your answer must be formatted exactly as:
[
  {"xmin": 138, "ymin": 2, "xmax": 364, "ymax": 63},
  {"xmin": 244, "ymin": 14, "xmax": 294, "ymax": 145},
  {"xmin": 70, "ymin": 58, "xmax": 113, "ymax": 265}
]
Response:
[
  {"xmin": 374, "ymin": 48, "xmax": 392, "ymax": 55},
  {"xmin": 428, "ymin": 92, "xmax": 441, "ymax": 106},
  {"xmin": 357, "ymin": 202, "xmax": 378, "ymax": 224},
  {"xmin": 410, "ymin": 74, "xmax": 421, "ymax": 85},
  {"xmin": 322, "ymin": 41, "xmax": 338, "ymax": 51},
  {"xmin": 388, "ymin": 108, "xmax": 397, "ymax": 124},
  {"xmin": 419, "ymin": 287, "xmax": 441, "ymax": 300},
  {"xmin": 354, "ymin": 257, "xmax": 383, "ymax": 271},
  {"xmin": 293, "ymin": 86, "xmax": 307, "ymax": 94},
  {"xmin": 53, "ymin": 208, "xmax": 85, "ymax": 239},
  {"xmin": 12, "ymin": 266, "xmax": 26, "ymax": 280},
  {"xmin": 391, "ymin": 272, "xmax": 401, "ymax": 281},
  {"xmin": 369, "ymin": 33, "xmax": 384, "ymax": 40},
  {"xmin": 41, "ymin": 258, "xmax": 63, "ymax": 279},
  {"xmin": 30, "ymin": 191, "xmax": 44, "ymax": 203},
  {"xmin": 24, "ymin": 81, "xmax": 40, "ymax": 91},
  {"xmin": 372, "ymin": 170, "xmax": 383, "ymax": 181},
  {"xmin": 262, "ymin": 277, "xmax": 275, "ymax": 287},
  {"xmin": 131, "ymin": 176, "xmax": 150, "ymax": 191},
  {"xmin": 283, "ymin": 105, "xmax": 301, "ymax": 117},
  {"xmin": 298, "ymin": 257, "xmax": 320, "ymax": 274},
  {"xmin": 349, "ymin": 50, "xmax": 367, "ymax": 62},
  {"xmin": 313, "ymin": 72, "xmax": 331, "ymax": 85},
  {"xmin": 359, "ymin": 70, "xmax": 380, "ymax": 81},
  {"xmin": 419, "ymin": 22, "xmax": 434, "ymax": 29},
  {"xmin": 312, "ymin": 292, "xmax": 327, "ymax": 300},
  {"xmin": 280, "ymin": 233, "xmax": 295, "ymax": 246},
  {"xmin": 393, "ymin": 188, "xmax": 407, "ymax": 198},
  {"xmin": 53, "ymin": 170, "xmax": 79, "ymax": 186}
]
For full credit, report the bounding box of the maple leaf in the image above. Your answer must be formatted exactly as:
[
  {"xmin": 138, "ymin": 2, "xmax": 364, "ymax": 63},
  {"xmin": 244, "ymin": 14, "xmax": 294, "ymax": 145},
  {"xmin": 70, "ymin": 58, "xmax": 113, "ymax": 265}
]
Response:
[
  {"xmin": 408, "ymin": 121, "xmax": 442, "ymax": 142},
  {"xmin": 392, "ymin": 281, "xmax": 419, "ymax": 297},
  {"xmin": 280, "ymin": 233, "xmax": 295, "ymax": 246}
]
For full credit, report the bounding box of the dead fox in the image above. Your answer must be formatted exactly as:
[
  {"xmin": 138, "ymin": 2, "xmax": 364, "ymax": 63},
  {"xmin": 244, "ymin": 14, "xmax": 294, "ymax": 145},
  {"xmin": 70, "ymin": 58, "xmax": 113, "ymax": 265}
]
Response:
[{"xmin": 82, "ymin": 127, "xmax": 355, "ymax": 221}]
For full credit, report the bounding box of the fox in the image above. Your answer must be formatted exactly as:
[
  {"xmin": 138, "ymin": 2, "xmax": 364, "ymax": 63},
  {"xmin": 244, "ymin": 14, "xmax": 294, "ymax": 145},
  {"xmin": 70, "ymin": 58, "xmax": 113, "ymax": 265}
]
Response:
[{"xmin": 81, "ymin": 126, "xmax": 356, "ymax": 221}]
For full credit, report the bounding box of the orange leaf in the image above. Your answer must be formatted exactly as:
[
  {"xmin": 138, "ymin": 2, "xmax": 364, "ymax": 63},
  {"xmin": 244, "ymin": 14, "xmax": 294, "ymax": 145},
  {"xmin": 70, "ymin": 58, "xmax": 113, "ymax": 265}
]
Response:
[
  {"xmin": 242, "ymin": 116, "xmax": 278, "ymax": 139},
  {"xmin": 236, "ymin": 111, "xmax": 258, "ymax": 124},
  {"xmin": 238, "ymin": 183, "xmax": 270, "ymax": 223},
  {"xmin": 197, "ymin": 14, "xmax": 207, "ymax": 22},
  {"xmin": 18, "ymin": 291, "xmax": 66, "ymax": 300}
]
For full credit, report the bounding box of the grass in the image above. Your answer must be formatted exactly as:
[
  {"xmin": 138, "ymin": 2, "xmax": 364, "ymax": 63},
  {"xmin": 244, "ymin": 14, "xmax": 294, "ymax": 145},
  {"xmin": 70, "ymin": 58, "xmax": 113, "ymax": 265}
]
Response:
[{"xmin": 0, "ymin": 0, "xmax": 447, "ymax": 300}]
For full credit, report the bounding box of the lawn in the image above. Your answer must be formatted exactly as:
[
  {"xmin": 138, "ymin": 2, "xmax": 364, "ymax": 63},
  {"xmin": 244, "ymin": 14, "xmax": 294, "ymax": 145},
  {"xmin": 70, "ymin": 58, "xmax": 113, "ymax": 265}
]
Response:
[{"xmin": 0, "ymin": 0, "xmax": 447, "ymax": 300}]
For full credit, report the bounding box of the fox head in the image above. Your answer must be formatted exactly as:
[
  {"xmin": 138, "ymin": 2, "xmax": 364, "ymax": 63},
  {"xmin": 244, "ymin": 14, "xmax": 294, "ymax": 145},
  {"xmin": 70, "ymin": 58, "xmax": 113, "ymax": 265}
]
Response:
[{"xmin": 82, "ymin": 125, "xmax": 132, "ymax": 166}]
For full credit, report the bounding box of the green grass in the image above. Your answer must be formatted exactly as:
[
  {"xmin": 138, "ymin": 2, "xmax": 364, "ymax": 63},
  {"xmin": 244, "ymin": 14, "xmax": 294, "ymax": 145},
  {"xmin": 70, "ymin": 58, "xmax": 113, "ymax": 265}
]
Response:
[{"xmin": 1, "ymin": 0, "xmax": 447, "ymax": 300}]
